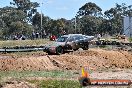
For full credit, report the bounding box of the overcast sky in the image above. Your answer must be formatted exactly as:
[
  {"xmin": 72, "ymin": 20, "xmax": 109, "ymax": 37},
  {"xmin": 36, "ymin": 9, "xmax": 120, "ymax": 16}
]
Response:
[{"xmin": 0, "ymin": 0, "xmax": 132, "ymax": 20}]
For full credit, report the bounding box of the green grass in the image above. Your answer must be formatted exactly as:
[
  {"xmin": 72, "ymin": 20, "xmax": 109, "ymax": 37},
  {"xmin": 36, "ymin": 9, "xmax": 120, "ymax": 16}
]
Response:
[
  {"xmin": 129, "ymin": 37, "xmax": 132, "ymax": 42},
  {"xmin": 0, "ymin": 39, "xmax": 52, "ymax": 48},
  {"xmin": 38, "ymin": 80, "xmax": 80, "ymax": 88},
  {"xmin": 0, "ymin": 70, "xmax": 81, "ymax": 88},
  {"xmin": 0, "ymin": 70, "xmax": 79, "ymax": 81},
  {"xmin": 28, "ymin": 79, "xmax": 80, "ymax": 88}
]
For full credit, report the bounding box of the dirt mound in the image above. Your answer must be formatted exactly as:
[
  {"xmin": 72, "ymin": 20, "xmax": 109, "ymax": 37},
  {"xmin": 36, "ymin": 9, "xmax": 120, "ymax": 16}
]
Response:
[
  {"xmin": 51, "ymin": 49, "xmax": 132, "ymax": 70},
  {"xmin": 0, "ymin": 56, "xmax": 56, "ymax": 71},
  {"xmin": 0, "ymin": 49, "xmax": 132, "ymax": 71}
]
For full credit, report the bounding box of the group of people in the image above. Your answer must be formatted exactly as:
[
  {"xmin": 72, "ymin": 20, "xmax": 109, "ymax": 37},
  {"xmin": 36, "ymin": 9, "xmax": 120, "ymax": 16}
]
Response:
[
  {"xmin": 12, "ymin": 30, "xmax": 67, "ymax": 40},
  {"xmin": 31, "ymin": 30, "xmax": 47, "ymax": 40},
  {"xmin": 13, "ymin": 34, "xmax": 26, "ymax": 40}
]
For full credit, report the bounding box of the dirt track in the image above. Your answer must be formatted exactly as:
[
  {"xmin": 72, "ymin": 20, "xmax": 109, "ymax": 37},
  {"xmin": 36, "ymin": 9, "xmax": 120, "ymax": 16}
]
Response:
[{"xmin": 0, "ymin": 49, "xmax": 132, "ymax": 71}]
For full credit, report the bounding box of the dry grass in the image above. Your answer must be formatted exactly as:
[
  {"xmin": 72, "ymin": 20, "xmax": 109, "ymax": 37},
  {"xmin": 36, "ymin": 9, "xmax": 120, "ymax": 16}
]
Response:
[{"xmin": 0, "ymin": 39, "xmax": 53, "ymax": 48}]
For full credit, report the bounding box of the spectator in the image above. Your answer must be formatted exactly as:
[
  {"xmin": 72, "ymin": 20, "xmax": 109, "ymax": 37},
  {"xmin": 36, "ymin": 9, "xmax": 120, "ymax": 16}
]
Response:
[
  {"xmin": 50, "ymin": 34, "xmax": 56, "ymax": 41},
  {"xmin": 32, "ymin": 31, "xmax": 35, "ymax": 39},
  {"xmin": 123, "ymin": 34, "xmax": 126, "ymax": 41},
  {"xmin": 20, "ymin": 34, "xmax": 26, "ymax": 40},
  {"xmin": 13, "ymin": 35, "xmax": 18, "ymax": 40},
  {"xmin": 36, "ymin": 32, "xmax": 39, "ymax": 39},
  {"xmin": 97, "ymin": 33, "xmax": 101, "ymax": 41}
]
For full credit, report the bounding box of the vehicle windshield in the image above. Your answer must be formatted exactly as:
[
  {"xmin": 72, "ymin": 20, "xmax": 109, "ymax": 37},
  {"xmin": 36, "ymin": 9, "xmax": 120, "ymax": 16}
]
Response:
[{"xmin": 56, "ymin": 37, "xmax": 68, "ymax": 42}]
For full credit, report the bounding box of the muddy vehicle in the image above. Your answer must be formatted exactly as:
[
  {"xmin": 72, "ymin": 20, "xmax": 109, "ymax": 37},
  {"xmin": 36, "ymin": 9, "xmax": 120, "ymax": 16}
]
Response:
[{"xmin": 44, "ymin": 34, "xmax": 94, "ymax": 55}]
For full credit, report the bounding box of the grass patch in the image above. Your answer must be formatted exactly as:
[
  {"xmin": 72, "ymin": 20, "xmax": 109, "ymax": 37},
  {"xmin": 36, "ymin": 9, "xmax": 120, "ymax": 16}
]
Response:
[
  {"xmin": 129, "ymin": 37, "xmax": 132, "ymax": 42},
  {"xmin": 0, "ymin": 70, "xmax": 79, "ymax": 81},
  {"xmin": 28, "ymin": 80, "xmax": 80, "ymax": 88},
  {"xmin": 38, "ymin": 80, "xmax": 80, "ymax": 88},
  {"xmin": 0, "ymin": 39, "xmax": 52, "ymax": 48},
  {"xmin": 0, "ymin": 70, "xmax": 81, "ymax": 88}
]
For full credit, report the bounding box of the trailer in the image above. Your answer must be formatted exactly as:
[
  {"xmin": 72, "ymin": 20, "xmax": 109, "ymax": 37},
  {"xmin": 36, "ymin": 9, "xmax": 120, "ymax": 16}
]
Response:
[{"xmin": 124, "ymin": 17, "xmax": 132, "ymax": 37}]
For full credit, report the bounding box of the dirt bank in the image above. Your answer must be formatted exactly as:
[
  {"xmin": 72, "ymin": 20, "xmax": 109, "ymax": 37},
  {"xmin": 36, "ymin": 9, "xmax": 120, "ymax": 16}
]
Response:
[{"xmin": 0, "ymin": 49, "xmax": 132, "ymax": 71}]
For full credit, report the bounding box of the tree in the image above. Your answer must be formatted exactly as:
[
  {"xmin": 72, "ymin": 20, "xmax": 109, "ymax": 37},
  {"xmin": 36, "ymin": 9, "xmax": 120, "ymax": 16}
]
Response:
[
  {"xmin": 104, "ymin": 3, "xmax": 132, "ymax": 35},
  {"xmin": 11, "ymin": 0, "xmax": 39, "ymax": 22},
  {"xmin": 79, "ymin": 16, "xmax": 102, "ymax": 35},
  {"xmin": 50, "ymin": 19, "xmax": 65, "ymax": 36},
  {"xmin": 76, "ymin": 2, "xmax": 103, "ymax": 35},
  {"xmin": 0, "ymin": 6, "xmax": 34, "ymax": 39},
  {"xmin": 9, "ymin": 21, "xmax": 33, "ymax": 37},
  {"xmin": 0, "ymin": 6, "xmax": 27, "ymax": 25},
  {"xmin": 32, "ymin": 12, "xmax": 52, "ymax": 36},
  {"xmin": 77, "ymin": 2, "xmax": 102, "ymax": 17}
]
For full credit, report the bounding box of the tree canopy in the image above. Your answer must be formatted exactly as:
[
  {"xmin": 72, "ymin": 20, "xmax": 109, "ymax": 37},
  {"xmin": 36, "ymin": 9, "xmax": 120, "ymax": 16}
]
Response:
[
  {"xmin": 77, "ymin": 2, "xmax": 102, "ymax": 17},
  {"xmin": 0, "ymin": 1, "xmax": 132, "ymax": 40}
]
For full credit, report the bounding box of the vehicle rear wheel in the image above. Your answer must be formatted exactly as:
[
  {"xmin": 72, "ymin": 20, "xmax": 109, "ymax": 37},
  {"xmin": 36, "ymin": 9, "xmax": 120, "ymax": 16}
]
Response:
[
  {"xmin": 73, "ymin": 48, "xmax": 79, "ymax": 51},
  {"xmin": 56, "ymin": 46, "xmax": 64, "ymax": 55}
]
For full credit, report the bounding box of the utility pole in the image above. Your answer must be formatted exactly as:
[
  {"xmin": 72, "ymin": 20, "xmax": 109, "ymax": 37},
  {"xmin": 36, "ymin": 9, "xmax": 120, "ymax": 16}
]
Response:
[
  {"xmin": 41, "ymin": 10, "xmax": 43, "ymax": 31},
  {"xmin": 75, "ymin": 16, "xmax": 77, "ymax": 33},
  {"xmin": 41, "ymin": 3, "xmax": 43, "ymax": 32},
  {"xmin": 40, "ymin": 2, "xmax": 46, "ymax": 38}
]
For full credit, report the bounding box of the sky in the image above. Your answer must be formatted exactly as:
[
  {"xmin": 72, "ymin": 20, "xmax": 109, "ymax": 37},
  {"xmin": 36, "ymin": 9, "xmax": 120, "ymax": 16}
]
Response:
[{"xmin": 0, "ymin": 0, "xmax": 132, "ymax": 20}]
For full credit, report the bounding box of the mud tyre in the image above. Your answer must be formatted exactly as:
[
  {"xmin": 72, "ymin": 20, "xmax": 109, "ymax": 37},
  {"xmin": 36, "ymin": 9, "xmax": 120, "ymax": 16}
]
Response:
[{"xmin": 56, "ymin": 46, "xmax": 64, "ymax": 55}]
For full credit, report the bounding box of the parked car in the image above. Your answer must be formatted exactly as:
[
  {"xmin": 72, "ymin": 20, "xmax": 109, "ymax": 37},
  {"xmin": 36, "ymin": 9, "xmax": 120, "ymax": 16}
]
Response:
[{"xmin": 44, "ymin": 34, "xmax": 94, "ymax": 55}]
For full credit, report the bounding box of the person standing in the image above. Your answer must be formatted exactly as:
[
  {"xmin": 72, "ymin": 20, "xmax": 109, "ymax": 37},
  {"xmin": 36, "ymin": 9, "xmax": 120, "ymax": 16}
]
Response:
[{"xmin": 97, "ymin": 33, "xmax": 101, "ymax": 41}]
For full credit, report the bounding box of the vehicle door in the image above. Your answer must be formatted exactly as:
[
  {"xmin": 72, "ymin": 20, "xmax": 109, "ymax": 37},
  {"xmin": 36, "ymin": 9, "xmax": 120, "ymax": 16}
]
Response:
[
  {"xmin": 66, "ymin": 36, "xmax": 76, "ymax": 49},
  {"xmin": 75, "ymin": 35, "xmax": 85, "ymax": 47}
]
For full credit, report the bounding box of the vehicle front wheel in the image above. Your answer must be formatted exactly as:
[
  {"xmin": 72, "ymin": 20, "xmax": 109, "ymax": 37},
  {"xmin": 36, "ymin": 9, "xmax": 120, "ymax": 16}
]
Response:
[
  {"xmin": 47, "ymin": 51, "xmax": 52, "ymax": 55},
  {"xmin": 56, "ymin": 46, "xmax": 64, "ymax": 55}
]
